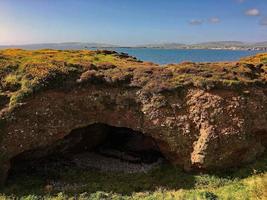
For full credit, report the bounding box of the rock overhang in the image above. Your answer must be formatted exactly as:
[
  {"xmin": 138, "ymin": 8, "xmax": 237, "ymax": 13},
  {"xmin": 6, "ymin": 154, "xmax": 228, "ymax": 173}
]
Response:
[{"xmin": 0, "ymin": 49, "xmax": 267, "ymax": 185}]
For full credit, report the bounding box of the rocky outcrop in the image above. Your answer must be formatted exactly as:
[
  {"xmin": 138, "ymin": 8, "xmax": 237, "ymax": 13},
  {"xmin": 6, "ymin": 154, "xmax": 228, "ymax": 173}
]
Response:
[{"xmin": 0, "ymin": 50, "xmax": 267, "ymax": 185}]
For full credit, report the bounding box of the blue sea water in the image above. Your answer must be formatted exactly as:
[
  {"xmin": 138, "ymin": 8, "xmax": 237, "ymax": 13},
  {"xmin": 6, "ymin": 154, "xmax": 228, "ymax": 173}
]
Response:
[{"xmin": 95, "ymin": 48, "xmax": 266, "ymax": 65}]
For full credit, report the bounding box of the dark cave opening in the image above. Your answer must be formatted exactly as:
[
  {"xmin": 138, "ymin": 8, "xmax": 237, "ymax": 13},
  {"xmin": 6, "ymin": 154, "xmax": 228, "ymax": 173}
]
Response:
[{"xmin": 8, "ymin": 123, "xmax": 165, "ymax": 180}]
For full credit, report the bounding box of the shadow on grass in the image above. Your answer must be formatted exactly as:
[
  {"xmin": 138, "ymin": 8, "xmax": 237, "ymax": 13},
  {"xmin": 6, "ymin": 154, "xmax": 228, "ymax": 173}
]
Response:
[{"xmin": 0, "ymin": 152, "xmax": 266, "ymax": 198}]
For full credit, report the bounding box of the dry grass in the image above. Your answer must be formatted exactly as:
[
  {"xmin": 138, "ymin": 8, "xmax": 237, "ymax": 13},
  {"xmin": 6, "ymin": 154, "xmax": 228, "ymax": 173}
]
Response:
[{"xmin": 0, "ymin": 49, "xmax": 266, "ymax": 110}]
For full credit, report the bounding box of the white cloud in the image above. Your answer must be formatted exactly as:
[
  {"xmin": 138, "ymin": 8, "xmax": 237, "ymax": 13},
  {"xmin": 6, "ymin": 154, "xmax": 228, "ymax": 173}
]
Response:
[
  {"xmin": 260, "ymin": 18, "xmax": 267, "ymax": 26},
  {"xmin": 245, "ymin": 8, "xmax": 260, "ymax": 16},
  {"xmin": 209, "ymin": 17, "xmax": 221, "ymax": 23},
  {"xmin": 189, "ymin": 19, "xmax": 203, "ymax": 25}
]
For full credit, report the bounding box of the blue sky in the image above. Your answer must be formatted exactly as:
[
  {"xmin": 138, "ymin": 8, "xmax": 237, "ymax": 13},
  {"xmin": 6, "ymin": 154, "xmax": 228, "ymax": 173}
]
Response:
[{"xmin": 0, "ymin": 0, "xmax": 267, "ymax": 45}]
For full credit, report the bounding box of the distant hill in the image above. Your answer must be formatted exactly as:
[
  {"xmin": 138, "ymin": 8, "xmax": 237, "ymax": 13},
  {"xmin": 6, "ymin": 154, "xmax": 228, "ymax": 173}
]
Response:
[
  {"xmin": 253, "ymin": 41, "xmax": 267, "ymax": 48},
  {"xmin": 136, "ymin": 43, "xmax": 187, "ymax": 49},
  {"xmin": 190, "ymin": 41, "xmax": 247, "ymax": 48},
  {"xmin": 135, "ymin": 41, "xmax": 267, "ymax": 50},
  {"xmin": 0, "ymin": 42, "xmax": 118, "ymax": 50},
  {"xmin": 188, "ymin": 41, "xmax": 266, "ymax": 49},
  {"xmin": 0, "ymin": 41, "xmax": 267, "ymax": 50},
  {"xmin": 142, "ymin": 41, "xmax": 267, "ymax": 50}
]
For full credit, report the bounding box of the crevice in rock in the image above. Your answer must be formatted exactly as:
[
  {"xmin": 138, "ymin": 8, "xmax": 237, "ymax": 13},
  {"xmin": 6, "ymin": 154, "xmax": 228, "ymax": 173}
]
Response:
[
  {"xmin": 8, "ymin": 123, "xmax": 165, "ymax": 180},
  {"xmin": 0, "ymin": 94, "xmax": 10, "ymax": 110},
  {"xmin": 254, "ymin": 129, "xmax": 267, "ymax": 146}
]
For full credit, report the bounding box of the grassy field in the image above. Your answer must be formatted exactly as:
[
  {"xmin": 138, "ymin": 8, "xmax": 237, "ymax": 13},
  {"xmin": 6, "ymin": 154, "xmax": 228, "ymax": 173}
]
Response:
[{"xmin": 0, "ymin": 152, "xmax": 266, "ymax": 200}]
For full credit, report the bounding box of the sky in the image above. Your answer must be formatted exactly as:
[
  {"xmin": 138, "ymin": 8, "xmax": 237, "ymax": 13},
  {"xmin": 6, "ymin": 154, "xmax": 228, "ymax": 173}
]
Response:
[{"xmin": 0, "ymin": 0, "xmax": 267, "ymax": 45}]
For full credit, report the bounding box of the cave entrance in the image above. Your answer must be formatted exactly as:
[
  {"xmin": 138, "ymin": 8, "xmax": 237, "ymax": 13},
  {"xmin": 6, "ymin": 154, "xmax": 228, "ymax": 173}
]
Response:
[{"xmin": 9, "ymin": 123, "xmax": 164, "ymax": 179}]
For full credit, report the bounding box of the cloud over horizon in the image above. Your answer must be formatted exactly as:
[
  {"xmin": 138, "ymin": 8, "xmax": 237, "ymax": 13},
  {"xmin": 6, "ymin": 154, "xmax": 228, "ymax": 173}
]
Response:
[
  {"xmin": 189, "ymin": 19, "xmax": 203, "ymax": 25},
  {"xmin": 209, "ymin": 17, "xmax": 221, "ymax": 24},
  {"xmin": 245, "ymin": 8, "xmax": 260, "ymax": 16}
]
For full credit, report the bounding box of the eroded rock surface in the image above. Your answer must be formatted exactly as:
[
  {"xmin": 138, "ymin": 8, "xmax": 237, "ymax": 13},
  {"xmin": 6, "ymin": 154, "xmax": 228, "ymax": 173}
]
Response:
[{"xmin": 0, "ymin": 50, "xmax": 267, "ymax": 184}]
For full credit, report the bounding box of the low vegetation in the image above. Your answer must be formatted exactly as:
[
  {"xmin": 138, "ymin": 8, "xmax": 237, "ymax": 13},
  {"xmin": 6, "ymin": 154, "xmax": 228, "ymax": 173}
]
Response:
[
  {"xmin": 0, "ymin": 49, "xmax": 266, "ymax": 111},
  {"xmin": 0, "ymin": 49, "xmax": 145, "ymax": 109}
]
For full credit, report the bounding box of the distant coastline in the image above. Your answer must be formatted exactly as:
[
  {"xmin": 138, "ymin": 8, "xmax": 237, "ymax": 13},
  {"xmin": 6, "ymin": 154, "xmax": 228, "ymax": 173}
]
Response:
[
  {"xmin": 1, "ymin": 41, "xmax": 267, "ymax": 51},
  {"xmin": 118, "ymin": 46, "xmax": 267, "ymax": 51}
]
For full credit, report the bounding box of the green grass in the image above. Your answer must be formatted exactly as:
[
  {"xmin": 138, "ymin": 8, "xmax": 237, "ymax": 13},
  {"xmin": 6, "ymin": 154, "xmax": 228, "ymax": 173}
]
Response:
[
  {"xmin": 262, "ymin": 58, "xmax": 267, "ymax": 64},
  {"xmin": 0, "ymin": 153, "xmax": 266, "ymax": 200},
  {"xmin": 0, "ymin": 49, "xmax": 148, "ymax": 110},
  {"xmin": 0, "ymin": 49, "xmax": 267, "ymax": 111}
]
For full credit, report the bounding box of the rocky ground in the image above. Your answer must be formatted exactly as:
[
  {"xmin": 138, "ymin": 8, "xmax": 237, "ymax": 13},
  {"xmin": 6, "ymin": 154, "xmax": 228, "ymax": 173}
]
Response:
[
  {"xmin": 10, "ymin": 148, "xmax": 164, "ymax": 177},
  {"xmin": 2, "ymin": 152, "xmax": 267, "ymax": 200},
  {"xmin": 72, "ymin": 152, "xmax": 164, "ymax": 174}
]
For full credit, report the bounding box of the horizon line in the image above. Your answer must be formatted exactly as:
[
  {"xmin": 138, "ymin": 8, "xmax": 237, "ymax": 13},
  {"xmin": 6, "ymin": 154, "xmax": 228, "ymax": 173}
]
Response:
[{"xmin": 1, "ymin": 40, "xmax": 267, "ymax": 47}]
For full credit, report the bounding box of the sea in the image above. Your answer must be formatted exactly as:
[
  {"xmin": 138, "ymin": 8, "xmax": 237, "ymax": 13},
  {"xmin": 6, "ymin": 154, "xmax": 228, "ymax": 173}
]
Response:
[{"xmin": 91, "ymin": 48, "xmax": 266, "ymax": 65}]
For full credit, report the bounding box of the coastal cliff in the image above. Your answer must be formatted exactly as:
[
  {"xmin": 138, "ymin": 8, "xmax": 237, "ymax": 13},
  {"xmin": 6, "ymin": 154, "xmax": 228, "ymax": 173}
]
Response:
[{"xmin": 0, "ymin": 49, "xmax": 267, "ymax": 184}]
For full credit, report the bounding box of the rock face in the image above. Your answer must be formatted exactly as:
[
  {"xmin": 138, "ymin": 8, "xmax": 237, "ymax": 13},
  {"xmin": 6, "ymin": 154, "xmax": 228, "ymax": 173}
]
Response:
[
  {"xmin": 0, "ymin": 50, "xmax": 267, "ymax": 185},
  {"xmin": 1, "ymin": 86, "xmax": 267, "ymax": 183}
]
